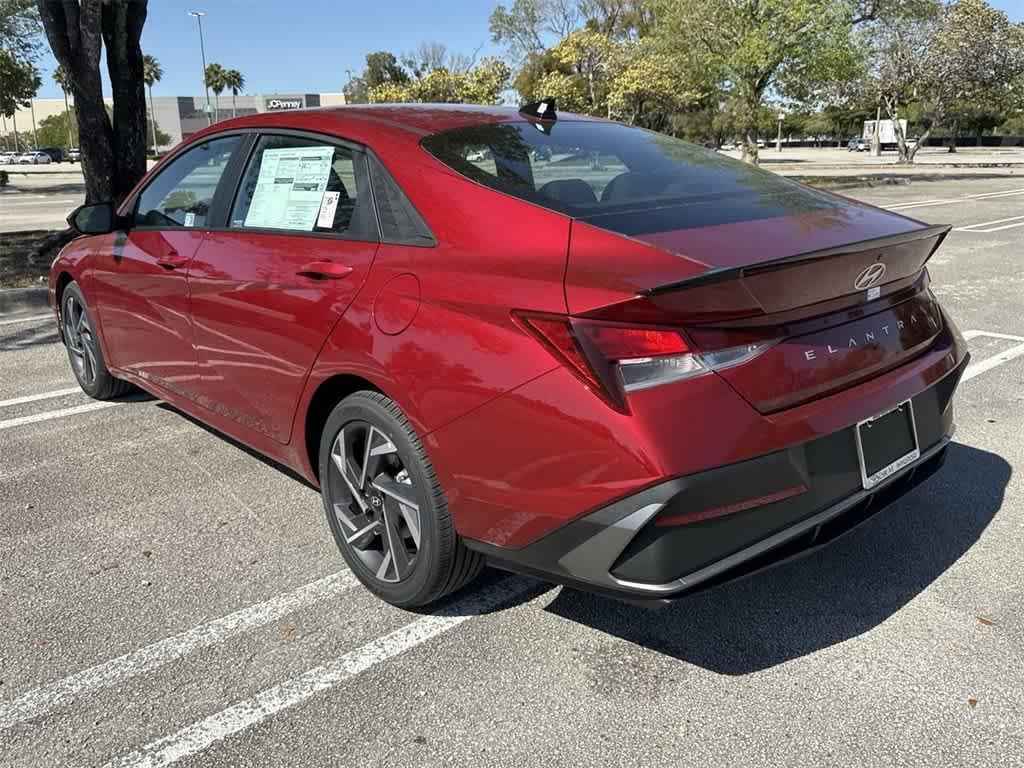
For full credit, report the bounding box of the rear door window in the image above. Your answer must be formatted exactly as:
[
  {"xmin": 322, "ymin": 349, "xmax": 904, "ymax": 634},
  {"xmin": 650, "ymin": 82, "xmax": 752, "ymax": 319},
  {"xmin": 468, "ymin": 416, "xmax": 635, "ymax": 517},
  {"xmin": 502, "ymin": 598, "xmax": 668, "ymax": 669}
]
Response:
[{"xmin": 229, "ymin": 135, "xmax": 374, "ymax": 239}]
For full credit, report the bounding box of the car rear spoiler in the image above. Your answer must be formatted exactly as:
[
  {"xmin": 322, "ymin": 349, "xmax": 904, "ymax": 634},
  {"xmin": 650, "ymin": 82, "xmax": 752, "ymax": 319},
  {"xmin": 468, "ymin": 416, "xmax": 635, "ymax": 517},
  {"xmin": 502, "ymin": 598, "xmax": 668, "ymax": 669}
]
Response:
[{"xmin": 641, "ymin": 224, "xmax": 952, "ymax": 295}]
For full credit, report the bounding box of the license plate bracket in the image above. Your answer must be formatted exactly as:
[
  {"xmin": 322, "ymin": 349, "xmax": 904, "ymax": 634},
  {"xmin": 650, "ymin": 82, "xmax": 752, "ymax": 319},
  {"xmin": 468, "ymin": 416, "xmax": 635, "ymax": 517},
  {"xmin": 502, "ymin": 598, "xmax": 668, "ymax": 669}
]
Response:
[{"xmin": 855, "ymin": 400, "xmax": 920, "ymax": 490}]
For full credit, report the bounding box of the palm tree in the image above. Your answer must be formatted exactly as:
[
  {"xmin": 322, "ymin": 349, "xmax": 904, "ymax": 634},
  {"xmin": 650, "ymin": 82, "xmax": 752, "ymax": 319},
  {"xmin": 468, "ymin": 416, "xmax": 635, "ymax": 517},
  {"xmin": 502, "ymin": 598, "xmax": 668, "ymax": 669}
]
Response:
[
  {"xmin": 223, "ymin": 69, "xmax": 245, "ymax": 118},
  {"xmin": 143, "ymin": 54, "xmax": 163, "ymax": 153},
  {"xmin": 53, "ymin": 65, "xmax": 75, "ymax": 150},
  {"xmin": 204, "ymin": 63, "xmax": 226, "ymax": 121}
]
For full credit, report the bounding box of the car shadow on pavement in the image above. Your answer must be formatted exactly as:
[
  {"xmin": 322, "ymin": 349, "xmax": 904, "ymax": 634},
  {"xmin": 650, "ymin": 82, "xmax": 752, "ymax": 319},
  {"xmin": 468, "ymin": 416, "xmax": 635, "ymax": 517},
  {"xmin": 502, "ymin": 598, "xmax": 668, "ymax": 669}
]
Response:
[
  {"xmin": 154, "ymin": 401, "xmax": 318, "ymax": 489},
  {"xmin": 542, "ymin": 442, "xmax": 1010, "ymax": 675},
  {"xmin": 0, "ymin": 322, "xmax": 58, "ymax": 352}
]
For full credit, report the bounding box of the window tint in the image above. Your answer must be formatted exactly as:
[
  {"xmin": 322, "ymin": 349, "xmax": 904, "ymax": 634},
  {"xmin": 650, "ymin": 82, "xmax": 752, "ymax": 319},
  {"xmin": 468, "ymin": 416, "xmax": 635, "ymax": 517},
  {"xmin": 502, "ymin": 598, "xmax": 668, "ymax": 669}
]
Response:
[
  {"xmin": 230, "ymin": 135, "xmax": 368, "ymax": 236},
  {"xmin": 421, "ymin": 122, "xmax": 839, "ymax": 234},
  {"xmin": 135, "ymin": 136, "xmax": 239, "ymax": 228}
]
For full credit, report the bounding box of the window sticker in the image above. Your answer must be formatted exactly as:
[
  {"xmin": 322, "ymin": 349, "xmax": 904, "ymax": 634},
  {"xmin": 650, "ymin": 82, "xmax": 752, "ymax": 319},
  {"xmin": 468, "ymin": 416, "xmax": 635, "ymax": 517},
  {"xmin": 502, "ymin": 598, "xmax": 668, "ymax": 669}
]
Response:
[
  {"xmin": 184, "ymin": 212, "xmax": 196, "ymax": 227},
  {"xmin": 244, "ymin": 146, "xmax": 334, "ymax": 231},
  {"xmin": 316, "ymin": 190, "xmax": 341, "ymax": 229}
]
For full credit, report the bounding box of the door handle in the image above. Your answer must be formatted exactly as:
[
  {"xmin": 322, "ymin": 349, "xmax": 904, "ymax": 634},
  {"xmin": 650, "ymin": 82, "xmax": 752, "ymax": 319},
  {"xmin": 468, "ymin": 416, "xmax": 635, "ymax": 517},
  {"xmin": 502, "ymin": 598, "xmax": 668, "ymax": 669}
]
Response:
[
  {"xmin": 296, "ymin": 261, "xmax": 354, "ymax": 280},
  {"xmin": 156, "ymin": 252, "xmax": 188, "ymax": 270}
]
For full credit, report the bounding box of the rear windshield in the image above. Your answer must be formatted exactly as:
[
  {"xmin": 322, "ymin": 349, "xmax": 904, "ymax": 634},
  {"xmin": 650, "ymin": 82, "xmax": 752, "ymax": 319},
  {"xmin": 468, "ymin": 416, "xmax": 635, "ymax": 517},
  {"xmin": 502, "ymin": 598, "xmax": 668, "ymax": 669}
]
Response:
[{"xmin": 421, "ymin": 121, "xmax": 839, "ymax": 234}]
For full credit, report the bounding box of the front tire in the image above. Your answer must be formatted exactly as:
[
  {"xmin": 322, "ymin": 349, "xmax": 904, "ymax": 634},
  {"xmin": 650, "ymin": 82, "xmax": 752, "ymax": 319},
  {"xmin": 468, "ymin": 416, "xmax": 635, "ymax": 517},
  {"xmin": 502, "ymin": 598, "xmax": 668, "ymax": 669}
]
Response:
[
  {"xmin": 318, "ymin": 391, "xmax": 483, "ymax": 608},
  {"xmin": 61, "ymin": 282, "xmax": 132, "ymax": 400}
]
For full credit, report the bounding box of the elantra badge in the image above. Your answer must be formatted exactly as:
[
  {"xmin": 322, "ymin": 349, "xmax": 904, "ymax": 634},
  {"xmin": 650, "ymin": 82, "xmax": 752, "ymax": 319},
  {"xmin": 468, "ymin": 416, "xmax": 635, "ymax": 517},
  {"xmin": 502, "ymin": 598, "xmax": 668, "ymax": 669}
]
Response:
[{"xmin": 854, "ymin": 262, "xmax": 887, "ymax": 290}]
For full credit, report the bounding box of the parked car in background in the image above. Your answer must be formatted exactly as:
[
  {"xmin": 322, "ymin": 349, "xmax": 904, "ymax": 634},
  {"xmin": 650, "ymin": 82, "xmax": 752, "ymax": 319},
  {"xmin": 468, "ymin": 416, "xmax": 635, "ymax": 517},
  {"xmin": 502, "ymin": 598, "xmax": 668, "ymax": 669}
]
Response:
[
  {"xmin": 37, "ymin": 147, "xmax": 64, "ymax": 163},
  {"xmin": 52, "ymin": 102, "xmax": 967, "ymax": 609},
  {"xmin": 0, "ymin": 151, "xmax": 18, "ymax": 164},
  {"xmin": 66, "ymin": 148, "xmax": 81, "ymax": 162},
  {"xmin": 848, "ymin": 137, "xmax": 871, "ymax": 152},
  {"xmin": 17, "ymin": 151, "xmax": 52, "ymax": 164},
  {"xmin": 720, "ymin": 141, "xmax": 737, "ymax": 150}
]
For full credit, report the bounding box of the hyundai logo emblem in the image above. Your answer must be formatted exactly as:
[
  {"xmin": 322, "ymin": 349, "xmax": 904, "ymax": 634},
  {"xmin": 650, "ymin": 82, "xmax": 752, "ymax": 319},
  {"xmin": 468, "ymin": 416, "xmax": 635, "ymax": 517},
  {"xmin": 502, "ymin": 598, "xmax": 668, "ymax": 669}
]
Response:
[{"xmin": 854, "ymin": 262, "xmax": 887, "ymax": 290}]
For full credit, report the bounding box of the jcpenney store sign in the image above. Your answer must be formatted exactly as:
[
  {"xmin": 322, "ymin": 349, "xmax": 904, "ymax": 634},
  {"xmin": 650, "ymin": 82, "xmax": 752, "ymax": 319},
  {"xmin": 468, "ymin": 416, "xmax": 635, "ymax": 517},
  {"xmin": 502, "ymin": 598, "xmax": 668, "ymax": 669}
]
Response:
[{"xmin": 265, "ymin": 96, "xmax": 304, "ymax": 111}]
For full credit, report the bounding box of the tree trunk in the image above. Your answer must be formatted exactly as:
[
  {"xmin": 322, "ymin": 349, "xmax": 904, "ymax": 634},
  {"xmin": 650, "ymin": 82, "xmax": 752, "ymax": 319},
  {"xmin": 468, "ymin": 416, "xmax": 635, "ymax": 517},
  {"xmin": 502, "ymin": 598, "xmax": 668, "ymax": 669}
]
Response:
[
  {"xmin": 741, "ymin": 116, "xmax": 759, "ymax": 165},
  {"xmin": 38, "ymin": 0, "xmax": 114, "ymax": 203},
  {"xmin": 948, "ymin": 117, "xmax": 958, "ymax": 153},
  {"xmin": 232, "ymin": 91, "xmax": 237, "ymax": 119},
  {"xmin": 907, "ymin": 123, "xmax": 934, "ymax": 164},
  {"xmin": 740, "ymin": 88, "xmax": 761, "ymax": 165},
  {"xmin": 11, "ymin": 112, "xmax": 19, "ymax": 152},
  {"xmin": 148, "ymin": 83, "xmax": 157, "ymax": 153},
  {"xmin": 38, "ymin": 0, "xmax": 147, "ymax": 204},
  {"xmin": 102, "ymin": 0, "xmax": 148, "ymax": 202}
]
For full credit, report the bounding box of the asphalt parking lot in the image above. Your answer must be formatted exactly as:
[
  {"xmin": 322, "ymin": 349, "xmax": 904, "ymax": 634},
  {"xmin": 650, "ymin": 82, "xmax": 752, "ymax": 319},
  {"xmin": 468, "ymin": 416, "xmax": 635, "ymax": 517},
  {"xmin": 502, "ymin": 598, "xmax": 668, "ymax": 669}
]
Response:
[{"xmin": 1, "ymin": 175, "xmax": 1023, "ymax": 767}]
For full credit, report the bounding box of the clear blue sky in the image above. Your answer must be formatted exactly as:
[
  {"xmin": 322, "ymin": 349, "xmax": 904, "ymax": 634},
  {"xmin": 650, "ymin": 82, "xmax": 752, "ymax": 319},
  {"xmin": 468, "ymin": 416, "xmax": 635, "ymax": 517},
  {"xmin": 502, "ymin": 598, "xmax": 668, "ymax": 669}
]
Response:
[{"xmin": 31, "ymin": 0, "xmax": 1024, "ymax": 99}]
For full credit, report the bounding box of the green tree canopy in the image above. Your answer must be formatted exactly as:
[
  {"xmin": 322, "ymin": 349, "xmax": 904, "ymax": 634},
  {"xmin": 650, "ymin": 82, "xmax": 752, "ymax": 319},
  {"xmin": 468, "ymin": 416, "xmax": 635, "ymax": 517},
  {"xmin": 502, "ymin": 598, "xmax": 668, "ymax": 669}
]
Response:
[
  {"xmin": 655, "ymin": 0, "xmax": 863, "ymax": 163},
  {"xmin": 0, "ymin": 47, "xmax": 39, "ymax": 118}
]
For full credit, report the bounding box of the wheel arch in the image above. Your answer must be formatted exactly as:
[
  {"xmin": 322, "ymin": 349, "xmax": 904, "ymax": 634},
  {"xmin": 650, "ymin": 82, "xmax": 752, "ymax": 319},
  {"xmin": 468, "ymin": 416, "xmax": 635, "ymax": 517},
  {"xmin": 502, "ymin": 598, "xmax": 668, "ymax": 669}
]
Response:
[
  {"xmin": 301, "ymin": 373, "xmax": 384, "ymax": 484},
  {"xmin": 53, "ymin": 270, "xmax": 75, "ymax": 340}
]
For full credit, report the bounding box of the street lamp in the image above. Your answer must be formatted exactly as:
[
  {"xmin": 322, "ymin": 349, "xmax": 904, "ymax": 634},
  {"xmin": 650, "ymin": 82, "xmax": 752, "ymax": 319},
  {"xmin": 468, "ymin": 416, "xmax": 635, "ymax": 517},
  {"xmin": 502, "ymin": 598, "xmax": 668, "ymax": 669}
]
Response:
[{"xmin": 188, "ymin": 10, "xmax": 213, "ymax": 126}]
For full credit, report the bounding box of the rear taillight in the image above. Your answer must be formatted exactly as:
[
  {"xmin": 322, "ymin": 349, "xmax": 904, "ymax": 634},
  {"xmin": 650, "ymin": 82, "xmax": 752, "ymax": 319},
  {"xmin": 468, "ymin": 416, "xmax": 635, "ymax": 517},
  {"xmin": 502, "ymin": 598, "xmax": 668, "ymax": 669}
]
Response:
[{"xmin": 516, "ymin": 311, "xmax": 772, "ymax": 412}]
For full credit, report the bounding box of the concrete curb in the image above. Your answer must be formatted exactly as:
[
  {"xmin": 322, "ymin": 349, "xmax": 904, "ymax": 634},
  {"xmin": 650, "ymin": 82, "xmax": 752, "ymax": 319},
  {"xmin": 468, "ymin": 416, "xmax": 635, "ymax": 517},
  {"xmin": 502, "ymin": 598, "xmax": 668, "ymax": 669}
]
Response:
[
  {"xmin": 765, "ymin": 161, "xmax": 1024, "ymax": 171},
  {"xmin": 0, "ymin": 286, "xmax": 49, "ymax": 317}
]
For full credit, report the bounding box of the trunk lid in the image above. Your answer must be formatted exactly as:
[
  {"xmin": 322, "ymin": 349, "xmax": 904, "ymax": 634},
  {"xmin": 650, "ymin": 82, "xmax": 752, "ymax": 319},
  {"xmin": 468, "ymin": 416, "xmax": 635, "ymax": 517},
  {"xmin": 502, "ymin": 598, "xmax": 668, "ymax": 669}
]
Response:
[{"xmin": 566, "ymin": 202, "xmax": 950, "ymax": 414}]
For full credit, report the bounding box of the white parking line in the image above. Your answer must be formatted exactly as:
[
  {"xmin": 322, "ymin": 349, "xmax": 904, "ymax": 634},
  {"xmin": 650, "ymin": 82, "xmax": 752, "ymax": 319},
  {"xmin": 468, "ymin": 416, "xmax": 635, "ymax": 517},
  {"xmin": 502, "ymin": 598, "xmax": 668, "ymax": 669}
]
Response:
[
  {"xmin": 956, "ymin": 216, "xmax": 1024, "ymax": 233},
  {"xmin": 963, "ymin": 329, "xmax": 1024, "ymax": 342},
  {"xmin": 963, "ymin": 341, "xmax": 1024, "ymax": 382},
  {"xmin": 0, "ymin": 571, "xmax": 360, "ymax": 732},
  {"xmin": 0, "ymin": 386, "xmax": 81, "ymax": 409},
  {"xmin": 101, "ymin": 576, "xmax": 537, "ymax": 768},
  {"xmin": 0, "ymin": 198, "xmax": 77, "ymax": 207},
  {"xmin": 886, "ymin": 187, "xmax": 1024, "ymax": 210},
  {"xmin": 0, "ymin": 313, "xmax": 53, "ymax": 327},
  {"xmin": 0, "ymin": 400, "xmax": 119, "ymax": 430}
]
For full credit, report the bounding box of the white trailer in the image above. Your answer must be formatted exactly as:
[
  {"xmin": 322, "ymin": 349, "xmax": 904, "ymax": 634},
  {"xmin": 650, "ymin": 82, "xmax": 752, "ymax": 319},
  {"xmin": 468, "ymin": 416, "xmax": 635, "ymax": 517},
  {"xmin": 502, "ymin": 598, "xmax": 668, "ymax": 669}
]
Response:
[{"xmin": 863, "ymin": 119, "xmax": 909, "ymax": 144}]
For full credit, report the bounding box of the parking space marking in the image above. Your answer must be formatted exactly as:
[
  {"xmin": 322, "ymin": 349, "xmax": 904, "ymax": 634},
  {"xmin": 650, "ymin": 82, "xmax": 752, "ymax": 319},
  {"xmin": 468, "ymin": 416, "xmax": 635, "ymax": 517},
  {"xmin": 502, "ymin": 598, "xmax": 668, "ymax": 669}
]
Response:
[
  {"xmin": 101, "ymin": 576, "xmax": 538, "ymax": 768},
  {"xmin": 1, "ymin": 198, "xmax": 77, "ymax": 207},
  {"xmin": 0, "ymin": 571, "xmax": 360, "ymax": 732},
  {"xmin": 0, "ymin": 313, "xmax": 53, "ymax": 327},
  {"xmin": 963, "ymin": 329, "xmax": 1024, "ymax": 342},
  {"xmin": 885, "ymin": 187, "xmax": 1024, "ymax": 210},
  {"xmin": 0, "ymin": 386, "xmax": 81, "ymax": 409},
  {"xmin": 0, "ymin": 400, "xmax": 120, "ymax": 430},
  {"xmin": 963, "ymin": 341, "xmax": 1024, "ymax": 382},
  {"xmin": 955, "ymin": 214, "xmax": 1024, "ymax": 233}
]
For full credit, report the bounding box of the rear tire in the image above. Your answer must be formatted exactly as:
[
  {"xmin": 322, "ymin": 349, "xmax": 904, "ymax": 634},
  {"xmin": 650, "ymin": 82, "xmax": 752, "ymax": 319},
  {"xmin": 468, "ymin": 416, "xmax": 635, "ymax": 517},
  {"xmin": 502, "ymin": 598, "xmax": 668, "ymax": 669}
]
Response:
[
  {"xmin": 318, "ymin": 391, "xmax": 483, "ymax": 608},
  {"xmin": 61, "ymin": 281, "xmax": 133, "ymax": 400}
]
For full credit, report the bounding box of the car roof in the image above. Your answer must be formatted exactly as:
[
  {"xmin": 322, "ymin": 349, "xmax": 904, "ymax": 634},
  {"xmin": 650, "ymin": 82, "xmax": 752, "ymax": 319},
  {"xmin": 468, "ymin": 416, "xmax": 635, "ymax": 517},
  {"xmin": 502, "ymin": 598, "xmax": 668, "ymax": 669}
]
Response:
[{"xmin": 185, "ymin": 103, "xmax": 600, "ymax": 146}]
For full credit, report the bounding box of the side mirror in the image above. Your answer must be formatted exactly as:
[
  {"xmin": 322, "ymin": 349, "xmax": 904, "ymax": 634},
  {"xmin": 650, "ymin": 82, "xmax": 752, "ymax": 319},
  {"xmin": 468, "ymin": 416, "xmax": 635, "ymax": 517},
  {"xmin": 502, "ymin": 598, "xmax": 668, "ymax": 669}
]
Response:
[{"xmin": 68, "ymin": 202, "xmax": 118, "ymax": 235}]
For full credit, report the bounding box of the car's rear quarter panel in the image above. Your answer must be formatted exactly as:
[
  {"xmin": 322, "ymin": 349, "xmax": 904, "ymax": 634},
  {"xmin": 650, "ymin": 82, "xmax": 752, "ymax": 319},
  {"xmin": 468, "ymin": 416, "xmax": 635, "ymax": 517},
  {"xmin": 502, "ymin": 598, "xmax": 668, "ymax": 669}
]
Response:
[{"xmin": 295, "ymin": 128, "xmax": 573, "ymax": 485}]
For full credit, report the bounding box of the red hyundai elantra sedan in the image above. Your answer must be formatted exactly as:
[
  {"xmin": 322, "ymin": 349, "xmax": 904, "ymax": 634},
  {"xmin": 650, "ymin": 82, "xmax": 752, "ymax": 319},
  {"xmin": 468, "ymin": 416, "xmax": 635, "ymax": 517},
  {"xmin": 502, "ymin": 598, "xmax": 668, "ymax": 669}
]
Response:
[{"xmin": 51, "ymin": 102, "xmax": 967, "ymax": 607}]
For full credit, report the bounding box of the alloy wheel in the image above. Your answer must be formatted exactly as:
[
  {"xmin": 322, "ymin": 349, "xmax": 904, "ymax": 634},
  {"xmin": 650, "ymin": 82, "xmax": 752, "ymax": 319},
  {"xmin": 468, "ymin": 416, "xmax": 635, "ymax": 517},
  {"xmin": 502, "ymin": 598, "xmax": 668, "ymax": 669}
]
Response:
[
  {"xmin": 64, "ymin": 293, "xmax": 98, "ymax": 387},
  {"xmin": 328, "ymin": 421, "xmax": 422, "ymax": 583}
]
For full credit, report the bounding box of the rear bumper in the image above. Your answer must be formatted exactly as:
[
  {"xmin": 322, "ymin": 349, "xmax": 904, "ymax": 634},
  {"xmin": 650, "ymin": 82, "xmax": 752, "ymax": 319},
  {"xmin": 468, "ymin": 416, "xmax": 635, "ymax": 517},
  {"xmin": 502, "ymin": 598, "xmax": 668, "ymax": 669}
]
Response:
[{"xmin": 467, "ymin": 354, "xmax": 966, "ymax": 603}]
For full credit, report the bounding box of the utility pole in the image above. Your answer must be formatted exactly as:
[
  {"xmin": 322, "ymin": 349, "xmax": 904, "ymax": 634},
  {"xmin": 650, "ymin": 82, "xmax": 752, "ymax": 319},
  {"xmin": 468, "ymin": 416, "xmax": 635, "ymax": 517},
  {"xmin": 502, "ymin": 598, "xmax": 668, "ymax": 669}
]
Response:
[
  {"xmin": 30, "ymin": 99, "xmax": 38, "ymax": 149},
  {"xmin": 188, "ymin": 10, "xmax": 213, "ymax": 126}
]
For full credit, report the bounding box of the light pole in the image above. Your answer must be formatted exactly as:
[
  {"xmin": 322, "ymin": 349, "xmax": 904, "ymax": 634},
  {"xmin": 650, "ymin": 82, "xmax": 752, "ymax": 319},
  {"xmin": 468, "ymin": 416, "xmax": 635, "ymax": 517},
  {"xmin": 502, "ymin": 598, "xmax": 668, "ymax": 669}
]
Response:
[
  {"xmin": 30, "ymin": 98, "xmax": 38, "ymax": 149},
  {"xmin": 776, "ymin": 112, "xmax": 785, "ymax": 152},
  {"xmin": 188, "ymin": 10, "xmax": 213, "ymax": 126}
]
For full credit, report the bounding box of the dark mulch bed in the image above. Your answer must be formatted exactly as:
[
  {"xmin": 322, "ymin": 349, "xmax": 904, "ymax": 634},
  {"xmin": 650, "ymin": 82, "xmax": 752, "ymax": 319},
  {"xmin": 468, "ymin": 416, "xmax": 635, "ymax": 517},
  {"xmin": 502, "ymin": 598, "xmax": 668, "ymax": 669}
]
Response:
[{"xmin": 0, "ymin": 229, "xmax": 73, "ymax": 288}]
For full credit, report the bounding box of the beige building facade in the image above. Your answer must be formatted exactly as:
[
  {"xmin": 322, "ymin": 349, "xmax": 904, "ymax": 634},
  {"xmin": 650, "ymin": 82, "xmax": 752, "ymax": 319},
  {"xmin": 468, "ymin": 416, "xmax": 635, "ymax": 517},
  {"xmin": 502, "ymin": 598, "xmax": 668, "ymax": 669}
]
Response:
[{"xmin": 1, "ymin": 92, "xmax": 347, "ymax": 151}]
